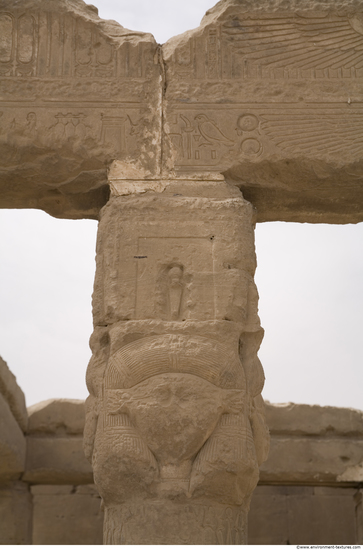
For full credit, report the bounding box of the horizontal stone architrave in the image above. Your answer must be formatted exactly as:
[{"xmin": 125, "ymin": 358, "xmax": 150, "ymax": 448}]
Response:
[
  {"xmin": 265, "ymin": 402, "xmax": 363, "ymax": 437},
  {"xmin": 27, "ymin": 398, "xmax": 85, "ymax": 436},
  {"xmin": 0, "ymin": 0, "xmax": 362, "ymax": 223}
]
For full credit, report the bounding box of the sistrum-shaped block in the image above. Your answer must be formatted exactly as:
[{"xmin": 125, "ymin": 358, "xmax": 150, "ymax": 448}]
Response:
[{"xmin": 84, "ymin": 179, "xmax": 269, "ymax": 544}]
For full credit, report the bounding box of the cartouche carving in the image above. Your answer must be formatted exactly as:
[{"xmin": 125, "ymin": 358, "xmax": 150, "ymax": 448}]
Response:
[
  {"xmin": 155, "ymin": 264, "xmax": 187, "ymax": 321},
  {"xmin": 0, "ymin": 9, "xmax": 155, "ymax": 79}
]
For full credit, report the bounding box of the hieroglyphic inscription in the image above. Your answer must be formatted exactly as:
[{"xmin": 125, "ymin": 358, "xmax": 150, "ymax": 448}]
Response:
[
  {"xmin": 0, "ymin": 10, "xmax": 151, "ymax": 78},
  {"xmin": 0, "ymin": 103, "xmax": 144, "ymax": 157},
  {"xmin": 207, "ymin": 28, "xmax": 221, "ymax": 79},
  {"xmin": 171, "ymin": 14, "xmax": 363, "ymax": 80},
  {"xmin": 167, "ymin": 103, "xmax": 363, "ymax": 172}
]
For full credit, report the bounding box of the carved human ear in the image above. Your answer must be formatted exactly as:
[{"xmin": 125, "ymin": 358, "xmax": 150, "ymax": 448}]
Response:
[
  {"xmin": 107, "ymin": 390, "xmax": 132, "ymax": 415},
  {"xmin": 223, "ymin": 390, "xmax": 244, "ymax": 414}
]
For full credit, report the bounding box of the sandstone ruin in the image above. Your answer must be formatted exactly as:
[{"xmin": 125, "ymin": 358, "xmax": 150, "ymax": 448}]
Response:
[
  {"xmin": 0, "ymin": 0, "xmax": 362, "ymax": 544},
  {"xmin": 0, "ymin": 367, "xmax": 362, "ymax": 544}
]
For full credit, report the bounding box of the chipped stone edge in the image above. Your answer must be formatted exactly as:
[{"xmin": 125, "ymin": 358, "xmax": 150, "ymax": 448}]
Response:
[{"xmin": 337, "ymin": 461, "xmax": 363, "ymax": 482}]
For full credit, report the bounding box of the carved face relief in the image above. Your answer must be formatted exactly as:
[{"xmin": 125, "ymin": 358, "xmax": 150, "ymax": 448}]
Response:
[{"xmin": 106, "ymin": 373, "xmax": 244, "ymax": 466}]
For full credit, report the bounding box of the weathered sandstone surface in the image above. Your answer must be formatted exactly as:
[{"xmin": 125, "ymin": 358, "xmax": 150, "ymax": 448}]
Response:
[
  {"xmin": 0, "ymin": 356, "xmax": 27, "ymax": 432},
  {"xmin": 249, "ymin": 485, "xmax": 358, "ymax": 545},
  {"xmin": 0, "ymin": 357, "xmax": 27, "ymax": 481},
  {"xmin": 28, "ymin": 398, "xmax": 85, "ymax": 435},
  {"xmin": 162, "ymin": 0, "xmax": 363, "ymax": 223},
  {"xmin": 0, "ymin": 0, "xmax": 361, "ymax": 222},
  {"xmin": 1, "ymin": 0, "xmax": 362, "ymax": 543},
  {"xmin": 1, "ymin": 396, "xmax": 362, "ymax": 544},
  {"xmin": 84, "ymin": 181, "xmax": 269, "ymax": 544},
  {"xmin": 7, "ymin": 397, "xmax": 361, "ymax": 491},
  {"xmin": 31, "ymin": 484, "xmax": 103, "ymax": 545},
  {"xmin": 24, "ymin": 399, "xmax": 93, "ymax": 484},
  {"xmin": 0, "ymin": 482, "xmax": 32, "ymax": 544},
  {"xmin": 262, "ymin": 402, "xmax": 363, "ymax": 484},
  {"xmin": 0, "ymin": 0, "xmax": 161, "ymax": 219}
]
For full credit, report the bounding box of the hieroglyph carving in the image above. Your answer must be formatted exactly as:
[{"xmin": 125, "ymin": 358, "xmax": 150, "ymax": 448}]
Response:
[
  {"xmin": 0, "ymin": 108, "xmax": 143, "ymax": 157},
  {"xmin": 167, "ymin": 104, "xmax": 363, "ymax": 172},
  {"xmin": 162, "ymin": 3, "xmax": 363, "ymax": 219},
  {"xmin": 0, "ymin": 11, "xmax": 151, "ymax": 78},
  {"xmin": 0, "ymin": 4, "xmax": 161, "ymax": 187}
]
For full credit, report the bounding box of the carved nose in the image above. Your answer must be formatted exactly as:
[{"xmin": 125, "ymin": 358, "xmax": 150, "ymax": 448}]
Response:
[{"xmin": 159, "ymin": 388, "xmax": 174, "ymax": 407}]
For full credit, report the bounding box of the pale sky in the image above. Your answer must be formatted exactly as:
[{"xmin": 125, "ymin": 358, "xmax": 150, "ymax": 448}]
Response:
[{"xmin": 0, "ymin": 0, "xmax": 362, "ymax": 411}]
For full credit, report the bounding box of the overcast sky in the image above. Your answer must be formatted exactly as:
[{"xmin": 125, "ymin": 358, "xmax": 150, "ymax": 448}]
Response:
[{"xmin": 0, "ymin": 0, "xmax": 362, "ymax": 411}]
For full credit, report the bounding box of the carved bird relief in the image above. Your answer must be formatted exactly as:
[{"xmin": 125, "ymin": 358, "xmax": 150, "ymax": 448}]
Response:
[{"xmin": 194, "ymin": 114, "xmax": 235, "ymax": 147}]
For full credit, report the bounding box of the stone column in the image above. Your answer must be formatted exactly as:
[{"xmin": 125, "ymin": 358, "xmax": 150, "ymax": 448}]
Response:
[{"xmin": 84, "ymin": 176, "xmax": 269, "ymax": 545}]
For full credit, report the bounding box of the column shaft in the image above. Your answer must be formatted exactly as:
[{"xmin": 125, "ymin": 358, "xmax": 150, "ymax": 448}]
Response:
[{"xmin": 84, "ymin": 179, "xmax": 269, "ymax": 544}]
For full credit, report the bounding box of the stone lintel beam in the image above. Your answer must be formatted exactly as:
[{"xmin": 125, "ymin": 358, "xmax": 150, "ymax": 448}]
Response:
[
  {"xmin": 161, "ymin": 0, "xmax": 363, "ymax": 224},
  {"xmin": 0, "ymin": 0, "xmax": 161, "ymax": 219},
  {"xmin": 0, "ymin": 0, "xmax": 362, "ymax": 222}
]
